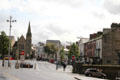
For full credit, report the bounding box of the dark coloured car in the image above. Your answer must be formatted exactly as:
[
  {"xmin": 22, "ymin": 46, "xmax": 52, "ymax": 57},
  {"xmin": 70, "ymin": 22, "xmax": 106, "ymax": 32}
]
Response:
[
  {"xmin": 116, "ymin": 71, "xmax": 120, "ymax": 80},
  {"xmin": 84, "ymin": 68, "xmax": 106, "ymax": 79},
  {"xmin": 20, "ymin": 62, "xmax": 33, "ymax": 68}
]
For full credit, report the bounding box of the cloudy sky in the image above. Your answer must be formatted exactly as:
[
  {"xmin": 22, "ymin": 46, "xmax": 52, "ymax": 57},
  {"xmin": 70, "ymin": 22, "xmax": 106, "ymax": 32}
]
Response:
[{"xmin": 0, "ymin": 0, "xmax": 120, "ymax": 44}]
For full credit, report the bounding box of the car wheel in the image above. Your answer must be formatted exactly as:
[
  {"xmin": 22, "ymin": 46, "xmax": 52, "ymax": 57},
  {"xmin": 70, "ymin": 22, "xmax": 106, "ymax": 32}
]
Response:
[
  {"xmin": 85, "ymin": 74, "xmax": 89, "ymax": 76},
  {"xmin": 102, "ymin": 76, "xmax": 105, "ymax": 79},
  {"xmin": 88, "ymin": 74, "xmax": 92, "ymax": 77}
]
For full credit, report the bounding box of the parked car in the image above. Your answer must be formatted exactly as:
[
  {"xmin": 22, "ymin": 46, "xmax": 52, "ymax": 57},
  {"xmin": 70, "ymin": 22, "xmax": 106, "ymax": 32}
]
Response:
[
  {"xmin": 116, "ymin": 71, "xmax": 120, "ymax": 80},
  {"xmin": 4, "ymin": 56, "xmax": 14, "ymax": 60},
  {"xmin": 9, "ymin": 57, "xmax": 14, "ymax": 60},
  {"xmin": 20, "ymin": 62, "xmax": 33, "ymax": 68},
  {"xmin": 4, "ymin": 56, "xmax": 9, "ymax": 60},
  {"xmin": 84, "ymin": 68, "xmax": 107, "ymax": 79},
  {"xmin": 49, "ymin": 59, "xmax": 54, "ymax": 63}
]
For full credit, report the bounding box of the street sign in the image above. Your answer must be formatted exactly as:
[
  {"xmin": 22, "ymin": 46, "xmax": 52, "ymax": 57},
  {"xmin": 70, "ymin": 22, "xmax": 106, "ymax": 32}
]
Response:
[
  {"xmin": 72, "ymin": 56, "xmax": 75, "ymax": 60},
  {"xmin": 20, "ymin": 51, "xmax": 24, "ymax": 55},
  {"xmin": 20, "ymin": 51, "xmax": 25, "ymax": 61}
]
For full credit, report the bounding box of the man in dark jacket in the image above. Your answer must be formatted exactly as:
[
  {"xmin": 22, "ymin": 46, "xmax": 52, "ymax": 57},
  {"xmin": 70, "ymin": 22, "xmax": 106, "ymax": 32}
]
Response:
[{"xmin": 62, "ymin": 60, "xmax": 67, "ymax": 71}]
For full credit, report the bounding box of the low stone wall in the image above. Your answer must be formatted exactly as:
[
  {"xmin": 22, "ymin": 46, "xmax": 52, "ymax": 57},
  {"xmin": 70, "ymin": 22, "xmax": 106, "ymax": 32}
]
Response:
[{"xmin": 73, "ymin": 63, "xmax": 120, "ymax": 80}]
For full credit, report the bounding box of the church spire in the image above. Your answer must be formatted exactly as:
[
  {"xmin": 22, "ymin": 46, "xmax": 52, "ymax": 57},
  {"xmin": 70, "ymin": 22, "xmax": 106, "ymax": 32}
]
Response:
[
  {"xmin": 26, "ymin": 21, "xmax": 32, "ymax": 58},
  {"xmin": 26, "ymin": 21, "xmax": 32, "ymax": 37}
]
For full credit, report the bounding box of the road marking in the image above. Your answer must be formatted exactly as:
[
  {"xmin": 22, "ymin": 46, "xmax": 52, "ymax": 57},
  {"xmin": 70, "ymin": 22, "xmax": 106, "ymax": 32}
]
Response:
[{"xmin": 4, "ymin": 72, "xmax": 20, "ymax": 80}]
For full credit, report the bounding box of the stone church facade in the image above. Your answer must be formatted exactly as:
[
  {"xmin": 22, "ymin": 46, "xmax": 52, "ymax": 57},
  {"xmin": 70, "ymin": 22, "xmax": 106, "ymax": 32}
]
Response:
[{"xmin": 13, "ymin": 22, "xmax": 32, "ymax": 59}]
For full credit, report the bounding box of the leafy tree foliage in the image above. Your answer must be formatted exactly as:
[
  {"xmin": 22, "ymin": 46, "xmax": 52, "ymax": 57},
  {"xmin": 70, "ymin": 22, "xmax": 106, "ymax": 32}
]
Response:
[
  {"xmin": 68, "ymin": 43, "xmax": 79, "ymax": 60},
  {"xmin": 44, "ymin": 43, "xmax": 58, "ymax": 58},
  {"xmin": 0, "ymin": 31, "xmax": 10, "ymax": 67},
  {"xmin": 0, "ymin": 31, "xmax": 10, "ymax": 58},
  {"xmin": 60, "ymin": 47, "xmax": 65, "ymax": 61},
  {"xmin": 44, "ymin": 45, "xmax": 50, "ymax": 55}
]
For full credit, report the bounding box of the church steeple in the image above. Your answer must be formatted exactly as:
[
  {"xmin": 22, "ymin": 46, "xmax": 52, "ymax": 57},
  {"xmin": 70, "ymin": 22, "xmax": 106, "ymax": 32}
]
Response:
[
  {"xmin": 26, "ymin": 22, "xmax": 32, "ymax": 58},
  {"xmin": 26, "ymin": 21, "xmax": 32, "ymax": 37}
]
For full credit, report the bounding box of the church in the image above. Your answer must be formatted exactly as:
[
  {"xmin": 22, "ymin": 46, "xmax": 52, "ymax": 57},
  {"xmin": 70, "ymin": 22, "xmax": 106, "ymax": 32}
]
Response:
[{"xmin": 13, "ymin": 22, "xmax": 32, "ymax": 59}]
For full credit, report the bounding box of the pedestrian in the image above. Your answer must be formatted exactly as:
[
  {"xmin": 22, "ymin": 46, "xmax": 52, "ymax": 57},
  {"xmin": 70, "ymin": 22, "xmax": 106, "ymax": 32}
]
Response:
[
  {"xmin": 2, "ymin": 59, "xmax": 5, "ymax": 67},
  {"xmin": 56, "ymin": 60, "xmax": 59, "ymax": 70},
  {"xmin": 62, "ymin": 60, "xmax": 67, "ymax": 71},
  {"xmin": 72, "ymin": 59, "xmax": 75, "ymax": 67}
]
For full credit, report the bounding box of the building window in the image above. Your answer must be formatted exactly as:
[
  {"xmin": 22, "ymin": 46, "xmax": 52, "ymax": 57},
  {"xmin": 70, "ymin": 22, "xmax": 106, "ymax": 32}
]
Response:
[
  {"xmin": 103, "ymin": 35, "xmax": 107, "ymax": 43},
  {"xmin": 107, "ymin": 60, "xmax": 111, "ymax": 64},
  {"xmin": 19, "ymin": 44, "xmax": 24, "ymax": 50},
  {"xmin": 21, "ymin": 44, "xmax": 24, "ymax": 49}
]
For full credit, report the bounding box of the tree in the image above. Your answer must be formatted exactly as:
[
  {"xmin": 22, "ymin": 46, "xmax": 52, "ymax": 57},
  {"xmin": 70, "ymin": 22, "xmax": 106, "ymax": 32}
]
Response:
[
  {"xmin": 0, "ymin": 31, "xmax": 10, "ymax": 67},
  {"xmin": 44, "ymin": 43, "xmax": 58, "ymax": 59},
  {"xmin": 44, "ymin": 44, "xmax": 51, "ymax": 56},
  {"xmin": 68, "ymin": 43, "xmax": 79, "ymax": 60},
  {"xmin": 60, "ymin": 47, "xmax": 65, "ymax": 61}
]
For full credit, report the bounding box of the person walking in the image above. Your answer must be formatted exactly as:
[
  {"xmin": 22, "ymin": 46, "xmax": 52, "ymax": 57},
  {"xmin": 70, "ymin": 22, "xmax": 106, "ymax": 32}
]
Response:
[
  {"xmin": 56, "ymin": 60, "xmax": 59, "ymax": 70},
  {"xmin": 62, "ymin": 60, "xmax": 67, "ymax": 71}
]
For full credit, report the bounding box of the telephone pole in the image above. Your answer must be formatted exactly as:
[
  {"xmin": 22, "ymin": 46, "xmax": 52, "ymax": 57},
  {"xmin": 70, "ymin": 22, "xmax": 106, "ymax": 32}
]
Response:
[{"xmin": 7, "ymin": 16, "xmax": 16, "ymax": 67}]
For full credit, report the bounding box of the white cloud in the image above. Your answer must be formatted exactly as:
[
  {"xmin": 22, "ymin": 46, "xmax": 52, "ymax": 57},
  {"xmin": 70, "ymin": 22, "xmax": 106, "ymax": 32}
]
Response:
[
  {"xmin": 104, "ymin": 0, "xmax": 120, "ymax": 14},
  {"xmin": 0, "ymin": 0, "xmax": 11, "ymax": 10},
  {"xmin": 0, "ymin": 0, "xmax": 120, "ymax": 44}
]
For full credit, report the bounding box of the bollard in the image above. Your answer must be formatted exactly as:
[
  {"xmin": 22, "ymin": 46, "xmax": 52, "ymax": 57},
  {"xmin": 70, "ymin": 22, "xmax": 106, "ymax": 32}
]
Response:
[
  {"xmin": 15, "ymin": 62, "xmax": 19, "ymax": 69},
  {"xmin": 34, "ymin": 63, "xmax": 36, "ymax": 69}
]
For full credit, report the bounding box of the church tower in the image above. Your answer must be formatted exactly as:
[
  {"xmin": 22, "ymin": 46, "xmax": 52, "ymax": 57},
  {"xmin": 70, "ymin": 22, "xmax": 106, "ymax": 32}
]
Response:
[{"xmin": 26, "ymin": 22, "xmax": 32, "ymax": 58}]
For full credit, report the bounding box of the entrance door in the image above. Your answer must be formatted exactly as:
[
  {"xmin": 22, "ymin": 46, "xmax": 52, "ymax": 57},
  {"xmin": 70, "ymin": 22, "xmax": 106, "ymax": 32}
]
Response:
[{"xmin": 117, "ymin": 52, "xmax": 120, "ymax": 64}]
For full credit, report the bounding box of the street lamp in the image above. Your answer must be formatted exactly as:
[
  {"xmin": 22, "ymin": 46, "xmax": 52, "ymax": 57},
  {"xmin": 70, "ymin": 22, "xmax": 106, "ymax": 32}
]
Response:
[{"xmin": 7, "ymin": 16, "xmax": 16, "ymax": 67}]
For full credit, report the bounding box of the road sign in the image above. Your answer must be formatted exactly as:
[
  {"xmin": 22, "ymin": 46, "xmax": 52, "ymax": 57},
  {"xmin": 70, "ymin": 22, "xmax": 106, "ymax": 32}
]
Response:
[
  {"xmin": 20, "ymin": 51, "xmax": 24, "ymax": 55},
  {"xmin": 72, "ymin": 56, "xmax": 75, "ymax": 60}
]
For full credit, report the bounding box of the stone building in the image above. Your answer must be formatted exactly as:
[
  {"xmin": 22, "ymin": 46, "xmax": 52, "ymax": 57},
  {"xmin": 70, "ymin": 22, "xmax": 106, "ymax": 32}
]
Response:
[
  {"xmin": 13, "ymin": 22, "xmax": 32, "ymax": 59},
  {"xmin": 78, "ymin": 23, "xmax": 120, "ymax": 65},
  {"xmin": 102, "ymin": 23, "xmax": 120, "ymax": 65},
  {"xmin": 8, "ymin": 36, "xmax": 15, "ymax": 48},
  {"xmin": 84, "ymin": 39, "xmax": 96, "ymax": 64},
  {"xmin": 84, "ymin": 32, "xmax": 103, "ymax": 64}
]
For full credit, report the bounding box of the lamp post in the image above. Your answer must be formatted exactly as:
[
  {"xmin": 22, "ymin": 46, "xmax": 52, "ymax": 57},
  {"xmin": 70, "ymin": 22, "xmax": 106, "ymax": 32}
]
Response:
[{"xmin": 7, "ymin": 16, "xmax": 16, "ymax": 67}]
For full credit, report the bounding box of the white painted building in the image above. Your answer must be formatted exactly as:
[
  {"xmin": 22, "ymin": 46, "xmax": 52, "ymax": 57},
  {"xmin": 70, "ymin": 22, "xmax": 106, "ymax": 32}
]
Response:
[
  {"xmin": 78, "ymin": 38, "xmax": 89, "ymax": 57},
  {"xmin": 95, "ymin": 36, "xmax": 102, "ymax": 59},
  {"xmin": 31, "ymin": 44, "xmax": 38, "ymax": 58},
  {"xmin": 78, "ymin": 38, "xmax": 89, "ymax": 62},
  {"xmin": 36, "ymin": 42, "xmax": 45, "ymax": 58}
]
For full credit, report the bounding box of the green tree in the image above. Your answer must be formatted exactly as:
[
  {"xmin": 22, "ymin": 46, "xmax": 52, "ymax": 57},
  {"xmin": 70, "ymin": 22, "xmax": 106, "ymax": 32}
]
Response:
[
  {"xmin": 44, "ymin": 45, "xmax": 50, "ymax": 55},
  {"xmin": 68, "ymin": 43, "xmax": 79, "ymax": 60},
  {"xmin": 0, "ymin": 31, "xmax": 10, "ymax": 67},
  {"xmin": 60, "ymin": 47, "xmax": 65, "ymax": 61},
  {"xmin": 44, "ymin": 43, "xmax": 58, "ymax": 59}
]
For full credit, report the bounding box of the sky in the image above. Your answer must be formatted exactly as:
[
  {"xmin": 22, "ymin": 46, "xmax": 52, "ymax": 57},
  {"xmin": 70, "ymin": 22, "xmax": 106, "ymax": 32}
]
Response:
[{"xmin": 0, "ymin": 0, "xmax": 120, "ymax": 44}]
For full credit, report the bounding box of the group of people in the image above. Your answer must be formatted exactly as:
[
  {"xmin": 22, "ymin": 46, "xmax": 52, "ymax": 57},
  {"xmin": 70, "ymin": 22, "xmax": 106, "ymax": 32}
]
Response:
[{"xmin": 56, "ymin": 60, "xmax": 67, "ymax": 71}]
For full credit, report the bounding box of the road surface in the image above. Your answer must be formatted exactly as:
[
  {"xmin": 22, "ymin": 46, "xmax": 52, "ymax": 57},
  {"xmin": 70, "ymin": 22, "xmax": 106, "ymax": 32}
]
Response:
[{"xmin": 0, "ymin": 60, "xmax": 107, "ymax": 80}]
